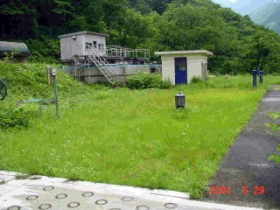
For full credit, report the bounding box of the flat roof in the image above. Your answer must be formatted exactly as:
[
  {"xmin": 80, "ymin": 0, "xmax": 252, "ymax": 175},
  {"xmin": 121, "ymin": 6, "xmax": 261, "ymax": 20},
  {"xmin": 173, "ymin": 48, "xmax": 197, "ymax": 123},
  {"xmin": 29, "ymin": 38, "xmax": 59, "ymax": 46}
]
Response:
[
  {"xmin": 58, "ymin": 31, "xmax": 109, "ymax": 39},
  {"xmin": 155, "ymin": 50, "xmax": 213, "ymax": 56}
]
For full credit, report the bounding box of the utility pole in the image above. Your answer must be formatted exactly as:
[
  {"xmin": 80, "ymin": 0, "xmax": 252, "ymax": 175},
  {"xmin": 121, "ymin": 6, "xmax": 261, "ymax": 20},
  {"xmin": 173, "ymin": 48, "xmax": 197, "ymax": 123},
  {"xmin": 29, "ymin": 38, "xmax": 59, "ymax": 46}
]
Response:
[{"xmin": 257, "ymin": 39, "xmax": 260, "ymax": 70}]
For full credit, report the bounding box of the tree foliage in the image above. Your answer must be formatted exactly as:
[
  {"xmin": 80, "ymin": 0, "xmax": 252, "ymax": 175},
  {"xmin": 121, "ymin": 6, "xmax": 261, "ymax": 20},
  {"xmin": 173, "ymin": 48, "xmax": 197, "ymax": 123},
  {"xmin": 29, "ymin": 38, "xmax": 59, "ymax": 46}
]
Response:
[{"xmin": 1, "ymin": 0, "xmax": 280, "ymax": 73}]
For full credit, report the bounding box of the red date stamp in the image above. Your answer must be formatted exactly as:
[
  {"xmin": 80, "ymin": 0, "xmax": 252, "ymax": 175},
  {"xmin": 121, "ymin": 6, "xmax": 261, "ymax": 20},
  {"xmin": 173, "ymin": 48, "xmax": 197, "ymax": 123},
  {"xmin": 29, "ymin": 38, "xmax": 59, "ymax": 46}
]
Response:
[
  {"xmin": 210, "ymin": 186, "xmax": 232, "ymax": 195},
  {"xmin": 209, "ymin": 186, "xmax": 265, "ymax": 195},
  {"xmin": 242, "ymin": 186, "xmax": 265, "ymax": 195}
]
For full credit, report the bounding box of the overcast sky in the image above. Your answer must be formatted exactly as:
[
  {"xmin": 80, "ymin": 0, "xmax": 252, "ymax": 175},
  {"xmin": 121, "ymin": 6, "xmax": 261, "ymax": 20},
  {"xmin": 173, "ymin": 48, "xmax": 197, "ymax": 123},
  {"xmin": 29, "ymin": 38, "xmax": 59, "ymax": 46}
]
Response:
[
  {"xmin": 210, "ymin": 0, "xmax": 269, "ymax": 15},
  {"xmin": 211, "ymin": 0, "xmax": 239, "ymax": 7}
]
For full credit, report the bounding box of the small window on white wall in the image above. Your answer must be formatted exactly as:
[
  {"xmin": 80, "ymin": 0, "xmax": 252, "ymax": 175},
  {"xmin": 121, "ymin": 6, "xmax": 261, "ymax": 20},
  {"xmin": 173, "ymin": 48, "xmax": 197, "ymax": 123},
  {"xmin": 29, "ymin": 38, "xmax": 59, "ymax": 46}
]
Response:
[
  {"xmin": 98, "ymin": 44, "xmax": 104, "ymax": 50},
  {"xmin": 93, "ymin": 41, "xmax": 97, "ymax": 48},
  {"xmin": 85, "ymin": 42, "xmax": 92, "ymax": 49}
]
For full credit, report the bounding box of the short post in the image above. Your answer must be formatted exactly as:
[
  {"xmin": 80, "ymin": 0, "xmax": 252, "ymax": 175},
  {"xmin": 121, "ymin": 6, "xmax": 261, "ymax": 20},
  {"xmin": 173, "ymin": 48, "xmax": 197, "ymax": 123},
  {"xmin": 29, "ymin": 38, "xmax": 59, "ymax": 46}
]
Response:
[
  {"xmin": 46, "ymin": 66, "xmax": 52, "ymax": 85},
  {"xmin": 175, "ymin": 92, "xmax": 185, "ymax": 109},
  {"xmin": 252, "ymin": 70, "xmax": 258, "ymax": 88},
  {"xmin": 259, "ymin": 70, "xmax": 264, "ymax": 84},
  {"xmin": 52, "ymin": 69, "xmax": 60, "ymax": 119}
]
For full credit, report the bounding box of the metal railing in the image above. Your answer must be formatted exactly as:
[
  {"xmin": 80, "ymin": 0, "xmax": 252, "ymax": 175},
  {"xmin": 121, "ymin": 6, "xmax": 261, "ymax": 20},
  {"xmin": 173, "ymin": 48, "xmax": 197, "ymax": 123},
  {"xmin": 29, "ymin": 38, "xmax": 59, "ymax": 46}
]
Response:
[
  {"xmin": 88, "ymin": 47, "xmax": 117, "ymax": 84},
  {"xmin": 106, "ymin": 45, "xmax": 149, "ymax": 60}
]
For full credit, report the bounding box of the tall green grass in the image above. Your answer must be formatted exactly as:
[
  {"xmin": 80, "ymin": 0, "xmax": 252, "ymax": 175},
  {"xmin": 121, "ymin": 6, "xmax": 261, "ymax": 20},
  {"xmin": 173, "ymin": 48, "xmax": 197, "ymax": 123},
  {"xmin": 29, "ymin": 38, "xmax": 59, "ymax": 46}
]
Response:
[{"xmin": 0, "ymin": 63, "xmax": 279, "ymax": 198}]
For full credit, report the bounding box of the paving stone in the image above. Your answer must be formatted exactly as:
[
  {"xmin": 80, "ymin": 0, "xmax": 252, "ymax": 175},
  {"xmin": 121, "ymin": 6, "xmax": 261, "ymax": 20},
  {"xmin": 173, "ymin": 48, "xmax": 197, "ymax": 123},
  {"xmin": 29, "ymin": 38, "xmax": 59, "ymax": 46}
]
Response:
[
  {"xmin": 7, "ymin": 179, "xmax": 33, "ymax": 188},
  {"xmin": 0, "ymin": 175, "xmax": 15, "ymax": 183},
  {"xmin": 0, "ymin": 184, "xmax": 19, "ymax": 196},
  {"xmin": 25, "ymin": 176, "xmax": 68, "ymax": 186},
  {"xmin": 0, "ymin": 171, "xmax": 24, "ymax": 177},
  {"xmin": 0, "ymin": 172, "xmax": 265, "ymax": 210}
]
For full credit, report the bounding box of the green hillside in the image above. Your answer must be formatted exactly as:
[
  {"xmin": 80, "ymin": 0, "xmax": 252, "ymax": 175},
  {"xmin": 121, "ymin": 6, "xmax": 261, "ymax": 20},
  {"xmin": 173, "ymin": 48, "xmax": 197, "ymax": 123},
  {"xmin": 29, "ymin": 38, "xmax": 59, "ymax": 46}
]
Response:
[
  {"xmin": 1, "ymin": 0, "xmax": 280, "ymax": 74},
  {"xmin": 0, "ymin": 61, "xmax": 97, "ymax": 129}
]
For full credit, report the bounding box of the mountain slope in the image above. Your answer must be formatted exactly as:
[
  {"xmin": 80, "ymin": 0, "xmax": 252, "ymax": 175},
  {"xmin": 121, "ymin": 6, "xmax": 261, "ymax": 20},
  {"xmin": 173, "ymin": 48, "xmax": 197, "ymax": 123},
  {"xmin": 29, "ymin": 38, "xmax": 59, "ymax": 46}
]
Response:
[
  {"xmin": 250, "ymin": 2, "xmax": 280, "ymax": 34},
  {"xmin": 232, "ymin": 0, "xmax": 270, "ymax": 15},
  {"xmin": 1, "ymin": 0, "xmax": 280, "ymax": 74},
  {"xmin": 211, "ymin": 0, "xmax": 271, "ymax": 15}
]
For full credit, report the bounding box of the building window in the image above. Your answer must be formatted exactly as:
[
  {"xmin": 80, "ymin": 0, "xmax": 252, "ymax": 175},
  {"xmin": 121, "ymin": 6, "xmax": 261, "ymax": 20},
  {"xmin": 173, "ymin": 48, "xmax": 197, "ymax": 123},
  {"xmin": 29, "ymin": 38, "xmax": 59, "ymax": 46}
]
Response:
[
  {"xmin": 98, "ymin": 44, "xmax": 104, "ymax": 50},
  {"xmin": 93, "ymin": 41, "xmax": 97, "ymax": 48},
  {"xmin": 85, "ymin": 42, "xmax": 92, "ymax": 49},
  {"xmin": 175, "ymin": 57, "xmax": 187, "ymax": 70}
]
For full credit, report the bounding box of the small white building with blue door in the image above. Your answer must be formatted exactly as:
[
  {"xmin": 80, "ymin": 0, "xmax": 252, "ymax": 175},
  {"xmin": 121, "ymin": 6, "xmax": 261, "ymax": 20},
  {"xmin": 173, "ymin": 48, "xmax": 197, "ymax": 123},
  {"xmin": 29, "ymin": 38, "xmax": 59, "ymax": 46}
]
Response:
[{"xmin": 155, "ymin": 50, "xmax": 213, "ymax": 85}]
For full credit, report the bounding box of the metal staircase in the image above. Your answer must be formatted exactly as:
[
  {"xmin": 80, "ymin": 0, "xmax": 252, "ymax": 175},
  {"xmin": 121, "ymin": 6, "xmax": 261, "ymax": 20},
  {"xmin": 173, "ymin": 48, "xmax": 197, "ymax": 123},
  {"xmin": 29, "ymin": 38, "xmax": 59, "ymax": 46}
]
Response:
[{"xmin": 88, "ymin": 47, "xmax": 117, "ymax": 84}]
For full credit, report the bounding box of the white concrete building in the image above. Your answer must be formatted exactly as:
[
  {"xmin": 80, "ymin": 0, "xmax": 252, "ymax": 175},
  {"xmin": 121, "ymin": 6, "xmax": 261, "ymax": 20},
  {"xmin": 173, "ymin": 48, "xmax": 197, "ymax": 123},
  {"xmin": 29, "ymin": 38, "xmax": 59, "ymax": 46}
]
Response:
[
  {"xmin": 58, "ymin": 31, "xmax": 108, "ymax": 62},
  {"xmin": 155, "ymin": 50, "xmax": 213, "ymax": 85}
]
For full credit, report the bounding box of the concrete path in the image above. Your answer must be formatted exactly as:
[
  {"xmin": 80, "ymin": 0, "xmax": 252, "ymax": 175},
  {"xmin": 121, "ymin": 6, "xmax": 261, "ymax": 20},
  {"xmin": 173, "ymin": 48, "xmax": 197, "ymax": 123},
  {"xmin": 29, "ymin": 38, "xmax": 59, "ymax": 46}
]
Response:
[
  {"xmin": 203, "ymin": 85, "xmax": 280, "ymax": 209},
  {"xmin": 0, "ymin": 170, "xmax": 263, "ymax": 210}
]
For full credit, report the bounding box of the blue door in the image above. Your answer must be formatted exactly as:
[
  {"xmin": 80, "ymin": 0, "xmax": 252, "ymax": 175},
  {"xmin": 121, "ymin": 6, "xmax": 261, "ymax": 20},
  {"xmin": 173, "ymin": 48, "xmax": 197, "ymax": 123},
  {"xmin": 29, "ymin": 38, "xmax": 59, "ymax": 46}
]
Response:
[{"xmin": 175, "ymin": 57, "xmax": 187, "ymax": 85}]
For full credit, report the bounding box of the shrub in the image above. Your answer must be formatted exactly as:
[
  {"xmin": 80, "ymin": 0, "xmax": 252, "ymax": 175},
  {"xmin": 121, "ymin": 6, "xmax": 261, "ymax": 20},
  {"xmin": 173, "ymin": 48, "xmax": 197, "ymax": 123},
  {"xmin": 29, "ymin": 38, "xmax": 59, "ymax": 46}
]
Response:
[
  {"xmin": 191, "ymin": 76, "xmax": 203, "ymax": 84},
  {"xmin": 126, "ymin": 72, "xmax": 162, "ymax": 89},
  {"xmin": 0, "ymin": 104, "xmax": 42, "ymax": 129},
  {"xmin": 160, "ymin": 80, "xmax": 172, "ymax": 89},
  {"xmin": 0, "ymin": 108, "xmax": 29, "ymax": 129}
]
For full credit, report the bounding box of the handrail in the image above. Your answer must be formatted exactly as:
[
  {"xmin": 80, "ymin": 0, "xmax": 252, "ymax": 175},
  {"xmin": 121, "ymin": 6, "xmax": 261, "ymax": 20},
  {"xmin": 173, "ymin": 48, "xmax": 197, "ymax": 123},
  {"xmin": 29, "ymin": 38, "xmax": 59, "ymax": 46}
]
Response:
[{"xmin": 88, "ymin": 47, "xmax": 117, "ymax": 84}]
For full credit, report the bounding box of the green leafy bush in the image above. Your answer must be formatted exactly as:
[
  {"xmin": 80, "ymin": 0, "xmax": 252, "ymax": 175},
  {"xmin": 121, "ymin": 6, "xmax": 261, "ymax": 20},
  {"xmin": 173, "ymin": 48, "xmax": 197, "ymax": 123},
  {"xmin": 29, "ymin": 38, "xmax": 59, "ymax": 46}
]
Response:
[
  {"xmin": 0, "ymin": 108, "xmax": 28, "ymax": 129},
  {"xmin": 25, "ymin": 37, "xmax": 60, "ymax": 63},
  {"xmin": 126, "ymin": 72, "xmax": 162, "ymax": 89},
  {"xmin": 0, "ymin": 103, "xmax": 44, "ymax": 129},
  {"xmin": 266, "ymin": 112, "xmax": 280, "ymax": 164},
  {"xmin": 191, "ymin": 76, "xmax": 203, "ymax": 84},
  {"xmin": 2, "ymin": 49, "xmax": 21, "ymax": 62},
  {"xmin": 159, "ymin": 80, "xmax": 172, "ymax": 89}
]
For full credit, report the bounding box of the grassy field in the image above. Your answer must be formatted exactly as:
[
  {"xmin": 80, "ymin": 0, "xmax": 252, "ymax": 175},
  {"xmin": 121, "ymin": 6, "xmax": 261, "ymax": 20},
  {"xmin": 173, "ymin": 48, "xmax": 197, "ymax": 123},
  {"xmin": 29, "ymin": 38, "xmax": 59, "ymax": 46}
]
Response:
[{"xmin": 0, "ymin": 63, "xmax": 280, "ymax": 198}]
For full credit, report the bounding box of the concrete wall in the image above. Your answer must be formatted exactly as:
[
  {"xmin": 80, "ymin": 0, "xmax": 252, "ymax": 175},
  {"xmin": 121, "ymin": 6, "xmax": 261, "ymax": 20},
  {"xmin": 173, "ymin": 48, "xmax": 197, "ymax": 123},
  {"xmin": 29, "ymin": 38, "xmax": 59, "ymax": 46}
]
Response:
[
  {"xmin": 61, "ymin": 65, "xmax": 151, "ymax": 83},
  {"xmin": 161, "ymin": 55, "xmax": 175, "ymax": 85},
  {"xmin": 187, "ymin": 54, "xmax": 208, "ymax": 83},
  {"xmin": 60, "ymin": 36, "xmax": 84, "ymax": 61}
]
